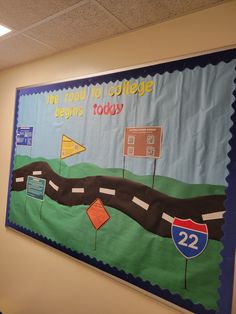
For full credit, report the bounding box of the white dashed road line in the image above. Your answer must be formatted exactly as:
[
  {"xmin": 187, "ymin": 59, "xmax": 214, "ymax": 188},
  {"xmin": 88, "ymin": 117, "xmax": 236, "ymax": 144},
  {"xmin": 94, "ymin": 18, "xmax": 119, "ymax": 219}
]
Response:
[
  {"xmin": 49, "ymin": 180, "xmax": 59, "ymax": 191},
  {"xmin": 72, "ymin": 188, "xmax": 85, "ymax": 193},
  {"xmin": 132, "ymin": 196, "xmax": 149, "ymax": 210},
  {"xmin": 202, "ymin": 211, "xmax": 225, "ymax": 221},
  {"xmin": 99, "ymin": 187, "xmax": 116, "ymax": 195},
  {"xmin": 162, "ymin": 212, "xmax": 174, "ymax": 223},
  {"xmin": 16, "ymin": 177, "xmax": 24, "ymax": 183},
  {"xmin": 33, "ymin": 171, "xmax": 42, "ymax": 175},
  {"xmin": 14, "ymin": 172, "xmax": 225, "ymax": 225}
]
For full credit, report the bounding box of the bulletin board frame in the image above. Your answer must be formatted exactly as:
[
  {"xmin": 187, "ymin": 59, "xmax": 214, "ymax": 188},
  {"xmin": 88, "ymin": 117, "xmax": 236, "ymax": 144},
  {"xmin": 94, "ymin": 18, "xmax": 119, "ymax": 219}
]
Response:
[{"xmin": 6, "ymin": 48, "xmax": 236, "ymax": 314}]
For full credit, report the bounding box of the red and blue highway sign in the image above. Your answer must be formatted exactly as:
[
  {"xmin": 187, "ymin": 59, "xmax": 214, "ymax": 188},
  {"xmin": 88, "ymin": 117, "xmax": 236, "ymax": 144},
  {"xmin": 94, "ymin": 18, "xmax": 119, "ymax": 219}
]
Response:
[{"xmin": 171, "ymin": 217, "xmax": 208, "ymax": 259}]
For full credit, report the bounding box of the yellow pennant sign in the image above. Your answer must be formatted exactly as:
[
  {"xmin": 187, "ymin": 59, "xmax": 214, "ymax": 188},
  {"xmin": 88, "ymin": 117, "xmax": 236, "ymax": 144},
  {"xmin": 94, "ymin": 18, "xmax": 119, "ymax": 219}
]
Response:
[{"xmin": 60, "ymin": 135, "xmax": 86, "ymax": 159}]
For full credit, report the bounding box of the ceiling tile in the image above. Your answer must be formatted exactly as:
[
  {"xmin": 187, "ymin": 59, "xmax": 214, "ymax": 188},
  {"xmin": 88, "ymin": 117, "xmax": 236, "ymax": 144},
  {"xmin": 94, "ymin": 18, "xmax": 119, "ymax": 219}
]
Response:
[
  {"xmin": 0, "ymin": 0, "xmax": 227, "ymax": 71},
  {"xmin": 0, "ymin": 0, "xmax": 81, "ymax": 30},
  {"xmin": 159, "ymin": 0, "xmax": 224, "ymax": 20},
  {"xmin": 97, "ymin": 0, "xmax": 224, "ymax": 29},
  {"xmin": 24, "ymin": 0, "xmax": 127, "ymax": 50},
  {"xmin": 0, "ymin": 34, "xmax": 55, "ymax": 69}
]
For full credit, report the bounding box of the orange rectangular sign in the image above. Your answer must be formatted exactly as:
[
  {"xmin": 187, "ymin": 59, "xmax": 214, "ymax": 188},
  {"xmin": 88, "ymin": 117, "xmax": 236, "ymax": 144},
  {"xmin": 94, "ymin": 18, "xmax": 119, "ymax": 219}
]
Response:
[{"xmin": 123, "ymin": 126, "xmax": 162, "ymax": 158}]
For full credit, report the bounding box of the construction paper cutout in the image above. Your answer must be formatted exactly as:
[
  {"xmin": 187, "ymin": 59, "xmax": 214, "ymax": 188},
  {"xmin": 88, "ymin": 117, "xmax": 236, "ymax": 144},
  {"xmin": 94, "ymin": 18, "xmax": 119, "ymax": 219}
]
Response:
[
  {"xmin": 16, "ymin": 126, "xmax": 33, "ymax": 146},
  {"xmin": 87, "ymin": 198, "xmax": 110, "ymax": 230},
  {"xmin": 60, "ymin": 134, "xmax": 86, "ymax": 159},
  {"xmin": 124, "ymin": 126, "xmax": 162, "ymax": 158},
  {"xmin": 171, "ymin": 217, "xmax": 208, "ymax": 259},
  {"xmin": 11, "ymin": 161, "xmax": 224, "ymax": 240},
  {"xmin": 26, "ymin": 176, "xmax": 46, "ymax": 201}
]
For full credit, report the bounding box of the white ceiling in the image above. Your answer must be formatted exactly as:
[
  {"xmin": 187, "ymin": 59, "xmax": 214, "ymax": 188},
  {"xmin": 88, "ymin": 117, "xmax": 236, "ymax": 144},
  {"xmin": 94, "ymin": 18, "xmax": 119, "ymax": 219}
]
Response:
[{"xmin": 0, "ymin": 0, "xmax": 226, "ymax": 71}]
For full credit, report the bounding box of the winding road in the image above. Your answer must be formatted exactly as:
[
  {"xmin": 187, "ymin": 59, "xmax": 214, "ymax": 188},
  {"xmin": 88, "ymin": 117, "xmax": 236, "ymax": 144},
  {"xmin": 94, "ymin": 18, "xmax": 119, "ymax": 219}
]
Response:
[{"xmin": 11, "ymin": 162, "xmax": 225, "ymax": 240}]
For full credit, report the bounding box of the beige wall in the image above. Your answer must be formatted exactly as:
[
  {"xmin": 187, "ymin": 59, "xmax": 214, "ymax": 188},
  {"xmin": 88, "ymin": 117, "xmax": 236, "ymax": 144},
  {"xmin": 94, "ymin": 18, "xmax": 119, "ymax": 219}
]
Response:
[{"xmin": 0, "ymin": 1, "xmax": 236, "ymax": 314}]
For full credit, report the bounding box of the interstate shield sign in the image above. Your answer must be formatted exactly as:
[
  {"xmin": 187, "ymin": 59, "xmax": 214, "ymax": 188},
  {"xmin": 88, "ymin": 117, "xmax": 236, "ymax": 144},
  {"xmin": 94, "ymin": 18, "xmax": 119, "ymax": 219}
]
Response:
[{"xmin": 171, "ymin": 218, "xmax": 208, "ymax": 259}]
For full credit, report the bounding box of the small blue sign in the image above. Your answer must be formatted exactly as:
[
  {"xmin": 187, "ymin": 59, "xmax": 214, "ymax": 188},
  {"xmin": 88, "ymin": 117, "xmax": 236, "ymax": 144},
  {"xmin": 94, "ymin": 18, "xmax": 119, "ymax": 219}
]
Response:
[
  {"xmin": 16, "ymin": 126, "xmax": 33, "ymax": 146},
  {"xmin": 26, "ymin": 176, "xmax": 46, "ymax": 201},
  {"xmin": 171, "ymin": 218, "xmax": 208, "ymax": 259}
]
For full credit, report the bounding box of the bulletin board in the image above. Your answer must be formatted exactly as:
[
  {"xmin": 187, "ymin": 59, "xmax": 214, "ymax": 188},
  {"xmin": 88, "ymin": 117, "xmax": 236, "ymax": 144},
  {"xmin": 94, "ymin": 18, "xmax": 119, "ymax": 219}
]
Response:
[{"xmin": 6, "ymin": 48, "xmax": 236, "ymax": 314}]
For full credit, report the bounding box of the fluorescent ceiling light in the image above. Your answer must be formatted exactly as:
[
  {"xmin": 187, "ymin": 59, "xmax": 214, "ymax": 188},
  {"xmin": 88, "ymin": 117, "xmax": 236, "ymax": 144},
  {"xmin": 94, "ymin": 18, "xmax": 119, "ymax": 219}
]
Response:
[{"xmin": 0, "ymin": 24, "xmax": 11, "ymax": 37}]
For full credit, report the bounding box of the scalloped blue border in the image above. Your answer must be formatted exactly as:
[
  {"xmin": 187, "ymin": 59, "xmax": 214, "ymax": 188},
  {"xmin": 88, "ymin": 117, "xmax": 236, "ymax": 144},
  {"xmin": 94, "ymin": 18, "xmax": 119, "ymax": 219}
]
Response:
[
  {"xmin": 218, "ymin": 74, "xmax": 236, "ymax": 314},
  {"xmin": 18, "ymin": 48, "xmax": 236, "ymax": 96},
  {"xmin": 6, "ymin": 48, "xmax": 236, "ymax": 314}
]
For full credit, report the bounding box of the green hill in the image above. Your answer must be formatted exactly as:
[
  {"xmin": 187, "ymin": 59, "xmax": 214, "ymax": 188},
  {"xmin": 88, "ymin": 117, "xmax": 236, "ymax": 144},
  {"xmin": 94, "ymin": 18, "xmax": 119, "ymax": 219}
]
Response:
[{"xmin": 9, "ymin": 190, "xmax": 221, "ymax": 311}]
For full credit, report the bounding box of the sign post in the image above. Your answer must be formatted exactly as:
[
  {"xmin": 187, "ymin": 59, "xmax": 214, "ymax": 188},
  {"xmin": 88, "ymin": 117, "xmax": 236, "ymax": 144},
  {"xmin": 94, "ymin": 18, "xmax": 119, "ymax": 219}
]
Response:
[
  {"xmin": 123, "ymin": 126, "xmax": 162, "ymax": 187},
  {"xmin": 171, "ymin": 218, "xmax": 208, "ymax": 289},
  {"xmin": 26, "ymin": 176, "xmax": 46, "ymax": 218},
  {"xmin": 87, "ymin": 198, "xmax": 110, "ymax": 250}
]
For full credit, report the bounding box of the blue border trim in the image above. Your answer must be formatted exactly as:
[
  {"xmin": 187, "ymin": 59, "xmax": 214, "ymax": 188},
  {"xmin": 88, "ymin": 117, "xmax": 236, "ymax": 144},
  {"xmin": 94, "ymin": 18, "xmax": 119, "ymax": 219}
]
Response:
[
  {"xmin": 6, "ymin": 48, "xmax": 236, "ymax": 314},
  {"xmin": 19, "ymin": 48, "xmax": 236, "ymax": 96},
  {"xmin": 218, "ymin": 76, "xmax": 236, "ymax": 314}
]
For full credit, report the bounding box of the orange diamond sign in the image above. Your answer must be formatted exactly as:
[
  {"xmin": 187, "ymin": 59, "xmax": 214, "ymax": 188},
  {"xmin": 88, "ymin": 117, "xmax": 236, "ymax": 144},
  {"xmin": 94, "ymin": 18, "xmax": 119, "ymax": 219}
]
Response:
[{"xmin": 87, "ymin": 198, "xmax": 110, "ymax": 230}]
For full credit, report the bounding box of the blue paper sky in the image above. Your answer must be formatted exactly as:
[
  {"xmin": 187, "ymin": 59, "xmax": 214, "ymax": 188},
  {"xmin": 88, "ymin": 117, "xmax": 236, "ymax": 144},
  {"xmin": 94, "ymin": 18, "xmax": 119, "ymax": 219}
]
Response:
[{"xmin": 15, "ymin": 60, "xmax": 235, "ymax": 185}]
